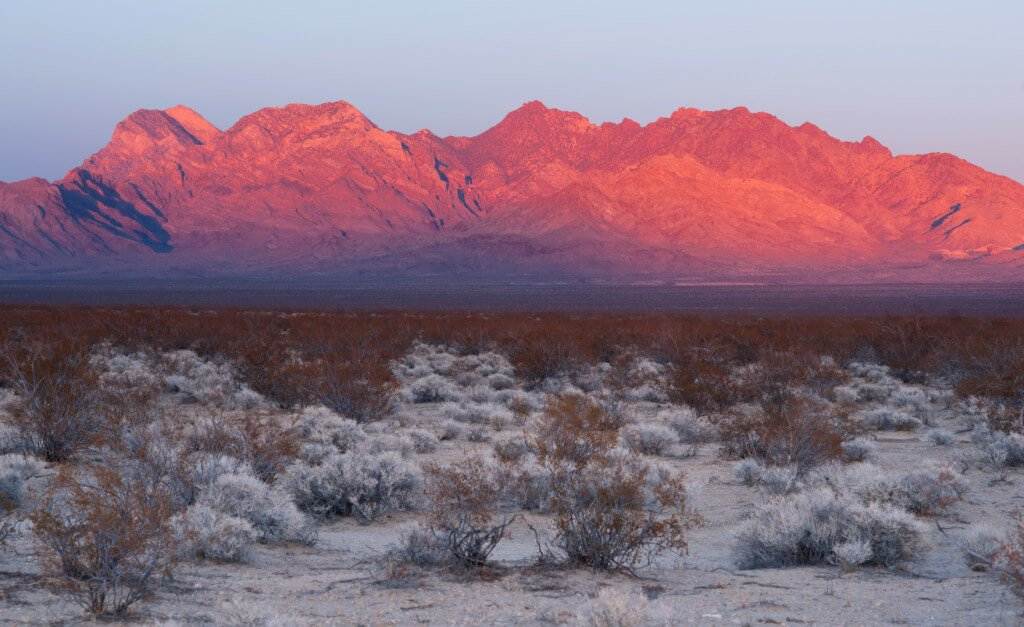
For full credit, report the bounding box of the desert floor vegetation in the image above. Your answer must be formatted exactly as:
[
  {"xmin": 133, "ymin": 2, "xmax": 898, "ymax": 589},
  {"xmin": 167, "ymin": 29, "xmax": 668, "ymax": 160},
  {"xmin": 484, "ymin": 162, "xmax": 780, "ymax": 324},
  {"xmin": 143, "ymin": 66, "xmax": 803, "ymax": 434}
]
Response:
[{"xmin": 0, "ymin": 305, "xmax": 1022, "ymax": 622}]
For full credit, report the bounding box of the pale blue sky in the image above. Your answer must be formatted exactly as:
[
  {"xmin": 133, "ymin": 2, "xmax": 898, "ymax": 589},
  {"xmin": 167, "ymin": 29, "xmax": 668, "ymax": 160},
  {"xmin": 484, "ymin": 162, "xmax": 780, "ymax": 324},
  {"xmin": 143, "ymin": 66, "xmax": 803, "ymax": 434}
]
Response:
[{"xmin": 1, "ymin": 1, "xmax": 1021, "ymax": 182}]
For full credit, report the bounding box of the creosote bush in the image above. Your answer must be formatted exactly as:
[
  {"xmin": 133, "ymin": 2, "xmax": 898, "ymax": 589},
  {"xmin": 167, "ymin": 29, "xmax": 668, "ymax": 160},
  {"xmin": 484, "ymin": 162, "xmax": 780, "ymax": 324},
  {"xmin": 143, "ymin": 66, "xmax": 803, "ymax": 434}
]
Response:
[
  {"xmin": 31, "ymin": 464, "xmax": 178, "ymax": 616},
  {"xmin": 541, "ymin": 453, "xmax": 696, "ymax": 571},
  {"xmin": 532, "ymin": 394, "xmax": 622, "ymax": 469},
  {"xmin": 720, "ymin": 391, "xmax": 844, "ymax": 476},
  {"xmin": 422, "ymin": 457, "xmax": 515, "ymax": 568},
  {"xmin": 185, "ymin": 411, "xmax": 300, "ymax": 482},
  {"xmin": 1, "ymin": 341, "xmax": 105, "ymax": 462},
  {"xmin": 995, "ymin": 515, "xmax": 1024, "ymax": 599},
  {"xmin": 531, "ymin": 395, "xmax": 697, "ymax": 572}
]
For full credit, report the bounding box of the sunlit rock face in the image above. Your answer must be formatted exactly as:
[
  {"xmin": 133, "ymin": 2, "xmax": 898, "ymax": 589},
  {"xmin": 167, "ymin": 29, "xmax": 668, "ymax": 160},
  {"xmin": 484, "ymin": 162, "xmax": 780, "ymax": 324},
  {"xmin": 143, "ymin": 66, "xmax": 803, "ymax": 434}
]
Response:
[{"xmin": 2, "ymin": 100, "xmax": 1022, "ymax": 282}]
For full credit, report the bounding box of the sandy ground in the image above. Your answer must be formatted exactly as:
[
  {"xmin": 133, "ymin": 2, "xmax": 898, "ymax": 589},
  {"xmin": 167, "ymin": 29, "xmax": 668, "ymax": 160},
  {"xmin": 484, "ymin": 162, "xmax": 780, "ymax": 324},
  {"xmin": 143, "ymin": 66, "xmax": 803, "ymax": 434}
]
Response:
[{"xmin": 1, "ymin": 419, "xmax": 1022, "ymax": 626}]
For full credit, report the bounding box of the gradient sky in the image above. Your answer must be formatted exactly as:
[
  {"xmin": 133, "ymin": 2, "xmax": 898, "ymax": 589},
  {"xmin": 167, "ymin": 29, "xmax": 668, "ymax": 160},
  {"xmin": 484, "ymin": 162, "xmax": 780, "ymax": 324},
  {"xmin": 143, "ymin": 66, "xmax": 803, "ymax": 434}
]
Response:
[{"xmin": 1, "ymin": 1, "xmax": 1021, "ymax": 182}]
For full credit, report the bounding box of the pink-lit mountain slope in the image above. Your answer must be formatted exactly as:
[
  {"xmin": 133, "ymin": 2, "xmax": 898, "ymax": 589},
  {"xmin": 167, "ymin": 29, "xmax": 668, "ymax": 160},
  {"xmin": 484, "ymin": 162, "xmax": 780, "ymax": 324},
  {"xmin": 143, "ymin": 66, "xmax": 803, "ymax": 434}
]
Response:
[{"xmin": 2, "ymin": 100, "xmax": 1022, "ymax": 282}]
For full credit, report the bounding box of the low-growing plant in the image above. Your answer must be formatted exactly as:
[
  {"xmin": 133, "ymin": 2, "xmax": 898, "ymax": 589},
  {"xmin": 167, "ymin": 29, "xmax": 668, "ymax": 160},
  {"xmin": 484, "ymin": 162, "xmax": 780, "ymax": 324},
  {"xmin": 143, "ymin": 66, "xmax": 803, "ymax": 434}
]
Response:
[
  {"xmin": 199, "ymin": 472, "xmax": 316, "ymax": 544},
  {"xmin": 832, "ymin": 539, "xmax": 874, "ymax": 570},
  {"xmin": 584, "ymin": 587, "xmax": 653, "ymax": 627},
  {"xmin": 174, "ymin": 503, "xmax": 257, "ymax": 563},
  {"xmin": 973, "ymin": 424, "xmax": 1024, "ymax": 468},
  {"xmin": 532, "ymin": 394, "xmax": 622, "ymax": 468},
  {"xmin": 284, "ymin": 450, "xmax": 421, "ymax": 522},
  {"xmin": 733, "ymin": 459, "xmax": 797, "ymax": 494},
  {"xmin": 995, "ymin": 514, "xmax": 1024, "ymax": 599},
  {"xmin": 896, "ymin": 463, "xmax": 968, "ymax": 515},
  {"xmin": 960, "ymin": 526, "xmax": 1004, "ymax": 572},
  {"xmin": 31, "ymin": 464, "xmax": 178, "ymax": 616},
  {"xmin": 185, "ymin": 410, "xmax": 300, "ymax": 482},
  {"xmin": 0, "ymin": 453, "xmax": 46, "ymax": 543},
  {"xmin": 661, "ymin": 406, "xmax": 718, "ymax": 444},
  {"xmin": 734, "ymin": 487, "xmax": 928, "ymax": 569},
  {"xmin": 501, "ymin": 455, "xmax": 552, "ymax": 512},
  {"xmin": 2, "ymin": 341, "xmax": 105, "ymax": 462},
  {"xmin": 926, "ymin": 428, "xmax": 955, "ymax": 446},
  {"xmin": 807, "ymin": 461, "xmax": 967, "ymax": 516},
  {"xmin": 423, "ymin": 457, "xmax": 516, "ymax": 567},
  {"xmin": 734, "ymin": 458, "xmax": 764, "ymax": 486},
  {"xmin": 294, "ymin": 406, "xmax": 366, "ymax": 462},
  {"xmin": 438, "ymin": 419, "xmax": 466, "ymax": 441},
  {"xmin": 539, "ymin": 454, "xmax": 697, "ymax": 572},
  {"xmin": 493, "ymin": 433, "xmax": 531, "ymax": 464},
  {"xmin": 620, "ymin": 423, "xmax": 679, "ymax": 456},
  {"xmin": 405, "ymin": 428, "xmax": 440, "ymax": 454},
  {"xmin": 840, "ymin": 437, "xmax": 877, "ymax": 462},
  {"xmin": 720, "ymin": 391, "xmax": 844, "ymax": 475},
  {"xmin": 857, "ymin": 407, "xmax": 922, "ymax": 431},
  {"xmin": 385, "ymin": 528, "xmax": 449, "ymax": 570}
]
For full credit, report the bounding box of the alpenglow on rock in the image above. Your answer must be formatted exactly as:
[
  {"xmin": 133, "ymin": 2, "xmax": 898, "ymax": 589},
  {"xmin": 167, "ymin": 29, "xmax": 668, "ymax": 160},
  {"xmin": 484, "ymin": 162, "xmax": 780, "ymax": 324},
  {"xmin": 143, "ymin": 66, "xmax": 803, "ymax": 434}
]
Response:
[{"xmin": 1, "ymin": 100, "xmax": 1022, "ymax": 282}]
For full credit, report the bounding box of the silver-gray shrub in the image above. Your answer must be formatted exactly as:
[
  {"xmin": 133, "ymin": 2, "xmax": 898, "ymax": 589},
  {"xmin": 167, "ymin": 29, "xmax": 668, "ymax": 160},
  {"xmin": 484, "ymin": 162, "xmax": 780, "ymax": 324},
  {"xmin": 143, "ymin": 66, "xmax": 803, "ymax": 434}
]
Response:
[
  {"xmin": 364, "ymin": 434, "xmax": 415, "ymax": 458},
  {"xmin": 926, "ymin": 428, "xmax": 955, "ymax": 446},
  {"xmin": 0, "ymin": 453, "xmax": 46, "ymax": 541},
  {"xmin": 660, "ymin": 407, "xmax": 718, "ymax": 444},
  {"xmin": 757, "ymin": 465, "xmax": 800, "ymax": 495},
  {"xmin": 857, "ymin": 408, "xmax": 922, "ymax": 431},
  {"xmin": 174, "ymin": 503, "xmax": 257, "ymax": 563},
  {"xmin": 492, "ymin": 433, "xmax": 531, "ymax": 463},
  {"xmin": 620, "ymin": 423, "xmax": 679, "ymax": 456},
  {"xmin": 502, "ymin": 454, "xmax": 552, "ymax": 512},
  {"xmin": 832, "ymin": 539, "xmax": 874, "ymax": 569},
  {"xmin": 406, "ymin": 374, "xmax": 462, "ymax": 404},
  {"xmin": 734, "ymin": 458, "xmax": 764, "ymax": 486},
  {"xmin": 959, "ymin": 525, "xmax": 1005, "ymax": 571},
  {"xmin": 972, "ymin": 425, "xmax": 1024, "ymax": 467},
  {"xmin": 294, "ymin": 406, "xmax": 366, "ymax": 463},
  {"xmin": 840, "ymin": 437, "xmax": 877, "ymax": 462},
  {"xmin": 404, "ymin": 428, "xmax": 439, "ymax": 454},
  {"xmin": 807, "ymin": 461, "xmax": 967, "ymax": 516},
  {"xmin": 438, "ymin": 419, "xmax": 466, "ymax": 441},
  {"xmin": 733, "ymin": 459, "xmax": 797, "ymax": 494},
  {"xmin": 198, "ymin": 472, "xmax": 316, "ymax": 545},
  {"xmin": 0, "ymin": 453, "xmax": 46, "ymax": 511},
  {"xmin": 734, "ymin": 487, "xmax": 928, "ymax": 569},
  {"xmin": 283, "ymin": 450, "xmax": 422, "ymax": 522}
]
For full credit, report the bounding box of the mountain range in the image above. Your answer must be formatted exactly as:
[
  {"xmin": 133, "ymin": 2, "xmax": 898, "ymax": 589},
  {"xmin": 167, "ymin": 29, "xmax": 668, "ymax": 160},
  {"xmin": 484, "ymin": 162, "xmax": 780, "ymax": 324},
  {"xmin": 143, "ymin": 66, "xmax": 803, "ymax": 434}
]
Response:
[{"xmin": 2, "ymin": 100, "xmax": 1022, "ymax": 283}]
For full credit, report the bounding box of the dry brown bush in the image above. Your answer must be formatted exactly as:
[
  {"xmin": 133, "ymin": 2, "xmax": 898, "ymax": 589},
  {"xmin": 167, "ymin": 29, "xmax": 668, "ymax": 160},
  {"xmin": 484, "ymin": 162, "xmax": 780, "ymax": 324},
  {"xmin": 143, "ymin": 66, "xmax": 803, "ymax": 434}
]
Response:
[
  {"xmin": 532, "ymin": 394, "xmax": 622, "ymax": 468},
  {"xmin": 996, "ymin": 514, "xmax": 1024, "ymax": 600},
  {"xmin": 527, "ymin": 392, "xmax": 698, "ymax": 572},
  {"xmin": 2, "ymin": 306, "xmax": 1024, "ymax": 418},
  {"xmin": 668, "ymin": 350, "xmax": 739, "ymax": 412},
  {"xmin": 540, "ymin": 455, "xmax": 697, "ymax": 572},
  {"xmin": 31, "ymin": 464, "xmax": 177, "ymax": 616},
  {"xmin": 184, "ymin": 410, "xmax": 300, "ymax": 482},
  {"xmin": 1, "ymin": 340, "xmax": 105, "ymax": 462},
  {"xmin": 719, "ymin": 391, "xmax": 844, "ymax": 475},
  {"xmin": 423, "ymin": 457, "xmax": 515, "ymax": 568}
]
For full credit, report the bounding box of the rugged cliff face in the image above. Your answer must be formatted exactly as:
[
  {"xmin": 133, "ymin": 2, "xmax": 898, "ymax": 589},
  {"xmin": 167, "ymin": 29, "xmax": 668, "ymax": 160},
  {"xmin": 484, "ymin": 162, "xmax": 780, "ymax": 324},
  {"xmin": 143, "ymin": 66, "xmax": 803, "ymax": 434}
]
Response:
[{"xmin": 2, "ymin": 100, "xmax": 1022, "ymax": 282}]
